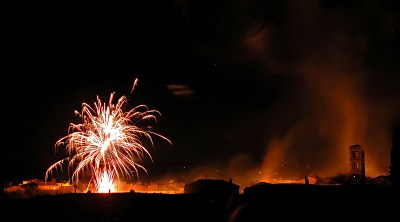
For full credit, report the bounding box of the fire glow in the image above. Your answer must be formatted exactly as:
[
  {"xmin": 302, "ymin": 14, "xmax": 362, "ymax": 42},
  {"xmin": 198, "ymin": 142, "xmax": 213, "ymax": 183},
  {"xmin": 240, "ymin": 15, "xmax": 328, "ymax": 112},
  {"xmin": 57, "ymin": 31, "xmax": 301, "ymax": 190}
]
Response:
[{"xmin": 45, "ymin": 78, "xmax": 171, "ymax": 192}]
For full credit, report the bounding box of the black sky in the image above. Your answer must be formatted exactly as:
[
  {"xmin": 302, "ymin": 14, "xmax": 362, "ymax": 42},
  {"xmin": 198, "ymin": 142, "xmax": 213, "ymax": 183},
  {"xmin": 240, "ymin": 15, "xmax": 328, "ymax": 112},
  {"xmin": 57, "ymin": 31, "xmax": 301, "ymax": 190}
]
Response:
[{"xmin": 7, "ymin": 0, "xmax": 400, "ymax": 186}]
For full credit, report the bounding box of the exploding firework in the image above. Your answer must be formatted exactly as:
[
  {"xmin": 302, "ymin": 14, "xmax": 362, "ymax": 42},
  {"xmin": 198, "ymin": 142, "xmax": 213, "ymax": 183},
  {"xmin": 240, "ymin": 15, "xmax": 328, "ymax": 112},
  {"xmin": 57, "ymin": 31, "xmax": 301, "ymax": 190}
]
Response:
[{"xmin": 45, "ymin": 78, "xmax": 171, "ymax": 192}]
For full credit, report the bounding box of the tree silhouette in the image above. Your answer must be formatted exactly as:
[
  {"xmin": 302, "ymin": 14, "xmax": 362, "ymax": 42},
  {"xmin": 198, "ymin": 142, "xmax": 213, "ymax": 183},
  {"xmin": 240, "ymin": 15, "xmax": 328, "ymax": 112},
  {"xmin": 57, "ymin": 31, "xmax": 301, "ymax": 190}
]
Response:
[{"xmin": 389, "ymin": 125, "xmax": 400, "ymax": 187}]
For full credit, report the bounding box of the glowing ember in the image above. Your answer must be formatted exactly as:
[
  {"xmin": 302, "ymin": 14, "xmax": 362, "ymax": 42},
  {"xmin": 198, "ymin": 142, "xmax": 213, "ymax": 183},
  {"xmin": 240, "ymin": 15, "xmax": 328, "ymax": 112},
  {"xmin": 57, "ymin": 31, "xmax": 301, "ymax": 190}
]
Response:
[{"xmin": 45, "ymin": 78, "xmax": 171, "ymax": 192}]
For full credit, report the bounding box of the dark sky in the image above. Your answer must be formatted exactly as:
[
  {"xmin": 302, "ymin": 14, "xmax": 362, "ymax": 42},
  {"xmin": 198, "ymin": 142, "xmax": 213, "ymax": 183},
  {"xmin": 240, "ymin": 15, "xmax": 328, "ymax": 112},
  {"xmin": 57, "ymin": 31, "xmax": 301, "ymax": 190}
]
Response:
[{"xmin": 7, "ymin": 0, "xmax": 400, "ymax": 186}]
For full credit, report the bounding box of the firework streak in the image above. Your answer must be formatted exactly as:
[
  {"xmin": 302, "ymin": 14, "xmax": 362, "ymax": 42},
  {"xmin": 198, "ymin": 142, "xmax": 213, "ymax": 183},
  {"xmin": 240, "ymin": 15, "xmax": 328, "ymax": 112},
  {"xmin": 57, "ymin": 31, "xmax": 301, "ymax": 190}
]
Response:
[{"xmin": 45, "ymin": 78, "xmax": 171, "ymax": 192}]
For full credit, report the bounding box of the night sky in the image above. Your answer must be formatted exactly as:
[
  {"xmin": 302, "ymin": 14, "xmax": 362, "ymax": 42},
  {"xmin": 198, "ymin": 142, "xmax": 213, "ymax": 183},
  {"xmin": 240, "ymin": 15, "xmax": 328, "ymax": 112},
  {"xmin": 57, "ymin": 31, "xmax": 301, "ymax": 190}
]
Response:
[{"xmin": 8, "ymin": 0, "xmax": 400, "ymax": 187}]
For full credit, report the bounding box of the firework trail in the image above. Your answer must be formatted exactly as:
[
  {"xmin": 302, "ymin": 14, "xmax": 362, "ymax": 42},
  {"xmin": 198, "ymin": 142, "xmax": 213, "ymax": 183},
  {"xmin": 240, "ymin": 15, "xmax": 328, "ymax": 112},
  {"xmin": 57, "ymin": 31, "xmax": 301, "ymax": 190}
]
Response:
[{"xmin": 45, "ymin": 78, "xmax": 171, "ymax": 192}]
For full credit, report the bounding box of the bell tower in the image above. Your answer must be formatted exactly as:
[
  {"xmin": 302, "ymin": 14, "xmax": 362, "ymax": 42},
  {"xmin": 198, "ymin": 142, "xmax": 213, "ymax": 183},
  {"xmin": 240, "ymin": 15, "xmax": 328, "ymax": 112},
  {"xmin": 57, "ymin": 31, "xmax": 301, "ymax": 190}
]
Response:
[{"xmin": 349, "ymin": 144, "xmax": 366, "ymax": 184}]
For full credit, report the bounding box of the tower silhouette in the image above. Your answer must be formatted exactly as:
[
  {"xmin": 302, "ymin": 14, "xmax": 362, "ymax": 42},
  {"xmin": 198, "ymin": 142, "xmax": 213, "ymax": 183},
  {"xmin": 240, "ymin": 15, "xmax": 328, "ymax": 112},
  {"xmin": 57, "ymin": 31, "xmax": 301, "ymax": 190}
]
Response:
[{"xmin": 349, "ymin": 144, "xmax": 366, "ymax": 184}]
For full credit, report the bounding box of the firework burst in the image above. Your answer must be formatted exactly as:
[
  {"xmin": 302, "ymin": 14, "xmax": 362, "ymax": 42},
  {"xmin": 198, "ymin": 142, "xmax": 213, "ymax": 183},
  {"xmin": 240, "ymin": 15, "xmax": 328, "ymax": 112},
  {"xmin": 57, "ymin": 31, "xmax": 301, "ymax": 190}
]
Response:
[{"xmin": 45, "ymin": 78, "xmax": 171, "ymax": 192}]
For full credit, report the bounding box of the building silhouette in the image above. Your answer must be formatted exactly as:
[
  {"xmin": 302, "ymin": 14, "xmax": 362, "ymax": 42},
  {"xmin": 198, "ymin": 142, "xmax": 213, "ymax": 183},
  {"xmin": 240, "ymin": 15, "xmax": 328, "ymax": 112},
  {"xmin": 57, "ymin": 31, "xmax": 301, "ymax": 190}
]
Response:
[
  {"xmin": 349, "ymin": 144, "xmax": 366, "ymax": 184},
  {"xmin": 184, "ymin": 178, "xmax": 239, "ymax": 195}
]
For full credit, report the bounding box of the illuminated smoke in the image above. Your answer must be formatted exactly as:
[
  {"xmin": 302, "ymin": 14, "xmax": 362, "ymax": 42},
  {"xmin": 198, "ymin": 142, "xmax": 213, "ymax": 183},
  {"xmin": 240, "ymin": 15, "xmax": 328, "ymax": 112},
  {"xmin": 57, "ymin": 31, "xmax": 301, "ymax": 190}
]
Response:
[
  {"xmin": 181, "ymin": 1, "xmax": 399, "ymax": 183},
  {"xmin": 258, "ymin": 0, "xmax": 400, "ymax": 179}
]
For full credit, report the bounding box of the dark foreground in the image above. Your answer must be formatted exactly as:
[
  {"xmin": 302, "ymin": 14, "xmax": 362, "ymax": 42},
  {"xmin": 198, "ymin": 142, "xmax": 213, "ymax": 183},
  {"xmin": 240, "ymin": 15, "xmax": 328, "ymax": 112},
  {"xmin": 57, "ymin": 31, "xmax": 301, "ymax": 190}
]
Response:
[{"xmin": 4, "ymin": 184, "xmax": 399, "ymax": 222}]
